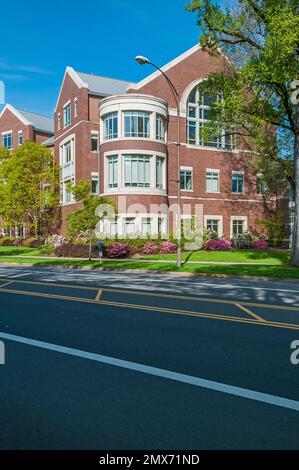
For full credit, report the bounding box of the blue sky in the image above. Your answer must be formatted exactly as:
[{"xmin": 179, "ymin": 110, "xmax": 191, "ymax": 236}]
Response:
[{"xmin": 0, "ymin": 0, "xmax": 200, "ymax": 116}]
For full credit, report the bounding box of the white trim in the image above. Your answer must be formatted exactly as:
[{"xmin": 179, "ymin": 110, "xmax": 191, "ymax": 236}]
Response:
[
  {"xmin": 204, "ymin": 215, "xmax": 223, "ymax": 237},
  {"xmin": 54, "ymin": 66, "xmax": 88, "ymax": 112},
  {"xmin": 1, "ymin": 129, "xmax": 13, "ymax": 135},
  {"xmin": 206, "ymin": 168, "xmax": 220, "ymax": 173},
  {"xmin": 0, "ymin": 104, "xmax": 31, "ymax": 126},
  {"xmin": 168, "ymin": 195, "xmax": 264, "ymax": 203},
  {"xmin": 128, "ymin": 44, "xmax": 202, "ymax": 91}
]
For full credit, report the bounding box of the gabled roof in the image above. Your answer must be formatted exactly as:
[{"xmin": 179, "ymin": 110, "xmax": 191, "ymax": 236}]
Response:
[
  {"xmin": 41, "ymin": 135, "xmax": 54, "ymax": 147},
  {"xmin": 129, "ymin": 44, "xmax": 202, "ymax": 91},
  {"xmin": 0, "ymin": 104, "xmax": 54, "ymax": 134},
  {"xmin": 54, "ymin": 66, "xmax": 135, "ymax": 111},
  {"xmin": 76, "ymin": 71, "xmax": 134, "ymax": 96}
]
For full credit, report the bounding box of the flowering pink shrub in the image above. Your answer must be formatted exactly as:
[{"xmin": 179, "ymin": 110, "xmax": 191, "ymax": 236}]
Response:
[
  {"xmin": 205, "ymin": 239, "xmax": 232, "ymax": 250},
  {"xmin": 106, "ymin": 242, "xmax": 129, "ymax": 258},
  {"xmin": 143, "ymin": 241, "xmax": 159, "ymax": 255},
  {"xmin": 252, "ymin": 239, "xmax": 269, "ymax": 250},
  {"xmin": 13, "ymin": 238, "xmax": 24, "ymax": 246},
  {"xmin": 159, "ymin": 241, "xmax": 177, "ymax": 254}
]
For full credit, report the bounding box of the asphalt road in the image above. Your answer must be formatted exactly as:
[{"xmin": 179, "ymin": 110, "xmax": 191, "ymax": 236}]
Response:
[{"xmin": 0, "ymin": 265, "xmax": 299, "ymax": 449}]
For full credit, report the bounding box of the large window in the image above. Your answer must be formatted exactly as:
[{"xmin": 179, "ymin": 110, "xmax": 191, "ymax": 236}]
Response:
[
  {"xmin": 63, "ymin": 103, "xmax": 71, "ymax": 128},
  {"xmin": 124, "ymin": 111, "xmax": 150, "ymax": 138},
  {"xmin": 64, "ymin": 141, "xmax": 72, "ymax": 164},
  {"xmin": 206, "ymin": 171, "xmax": 219, "ymax": 192},
  {"xmin": 180, "ymin": 169, "xmax": 193, "ymax": 190},
  {"xmin": 63, "ymin": 179, "xmax": 73, "ymax": 203},
  {"xmin": 156, "ymin": 156, "xmax": 164, "ymax": 189},
  {"xmin": 232, "ymin": 173, "xmax": 244, "ymax": 194},
  {"xmin": 103, "ymin": 112, "xmax": 118, "ymax": 140},
  {"xmin": 156, "ymin": 115, "xmax": 166, "ymax": 142},
  {"xmin": 2, "ymin": 132, "xmax": 13, "ymax": 149},
  {"xmin": 124, "ymin": 155, "xmax": 150, "ymax": 187},
  {"xmin": 186, "ymin": 84, "xmax": 234, "ymax": 150},
  {"xmin": 108, "ymin": 155, "xmax": 118, "ymax": 188}
]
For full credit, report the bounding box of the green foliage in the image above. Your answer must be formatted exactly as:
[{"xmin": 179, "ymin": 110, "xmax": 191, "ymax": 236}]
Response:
[
  {"xmin": 186, "ymin": 0, "xmax": 299, "ymax": 260},
  {"xmin": 260, "ymin": 216, "xmax": 286, "ymax": 247},
  {"xmin": 66, "ymin": 181, "xmax": 116, "ymax": 239},
  {"xmin": 0, "ymin": 141, "xmax": 60, "ymax": 236}
]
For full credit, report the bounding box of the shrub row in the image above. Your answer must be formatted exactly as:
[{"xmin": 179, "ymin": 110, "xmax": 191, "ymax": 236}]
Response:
[{"xmin": 0, "ymin": 237, "xmax": 44, "ymax": 248}]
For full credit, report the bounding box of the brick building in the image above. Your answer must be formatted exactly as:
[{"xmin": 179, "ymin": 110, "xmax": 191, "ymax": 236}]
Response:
[
  {"xmin": 54, "ymin": 44, "xmax": 275, "ymax": 239},
  {"xmin": 0, "ymin": 104, "xmax": 54, "ymax": 150}
]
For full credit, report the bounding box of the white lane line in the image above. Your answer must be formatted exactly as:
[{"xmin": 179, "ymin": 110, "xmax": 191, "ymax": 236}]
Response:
[
  {"xmin": 0, "ymin": 331, "xmax": 299, "ymax": 412},
  {"xmin": 9, "ymin": 272, "xmax": 31, "ymax": 278}
]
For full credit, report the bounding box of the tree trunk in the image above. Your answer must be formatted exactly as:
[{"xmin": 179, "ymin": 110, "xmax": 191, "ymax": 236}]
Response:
[{"xmin": 291, "ymin": 103, "xmax": 299, "ymax": 265}]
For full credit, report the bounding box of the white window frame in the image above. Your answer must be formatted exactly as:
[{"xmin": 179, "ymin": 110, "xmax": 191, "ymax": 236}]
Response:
[
  {"xmin": 108, "ymin": 155, "xmax": 119, "ymax": 188},
  {"xmin": 2, "ymin": 130, "xmax": 13, "ymax": 149},
  {"xmin": 91, "ymin": 172, "xmax": 99, "ymax": 194},
  {"xmin": 103, "ymin": 112, "xmax": 118, "ymax": 140},
  {"xmin": 124, "ymin": 111, "xmax": 150, "ymax": 139},
  {"xmin": 206, "ymin": 168, "xmax": 220, "ymax": 193},
  {"xmin": 230, "ymin": 216, "xmax": 248, "ymax": 237},
  {"xmin": 57, "ymin": 113, "xmax": 61, "ymax": 130},
  {"xmin": 74, "ymin": 97, "xmax": 78, "ymax": 118},
  {"xmin": 18, "ymin": 130, "xmax": 23, "ymax": 146},
  {"xmin": 63, "ymin": 102, "xmax": 71, "ymax": 128},
  {"xmin": 232, "ymin": 171, "xmax": 245, "ymax": 194},
  {"xmin": 91, "ymin": 131, "xmax": 99, "ymax": 153},
  {"xmin": 204, "ymin": 215, "xmax": 223, "ymax": 237},
  {"xmin": 180, "ymin": 167, "xmax": 193, "ymax": 191},
  {"xmin": 186, "ymin": 85, "xmax": 234, "ymax": 150}
]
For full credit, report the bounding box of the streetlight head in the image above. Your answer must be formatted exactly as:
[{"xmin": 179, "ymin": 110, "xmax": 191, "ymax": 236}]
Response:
[{"xmin": 135, "ymin": 55, "xmax": 150, "ymax": 65}]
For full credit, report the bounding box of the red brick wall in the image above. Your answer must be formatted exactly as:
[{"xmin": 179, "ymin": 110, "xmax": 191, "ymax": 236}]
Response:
[{"xmin": 0, "ymin": 108, "xmax": 33, "ymax": 149}]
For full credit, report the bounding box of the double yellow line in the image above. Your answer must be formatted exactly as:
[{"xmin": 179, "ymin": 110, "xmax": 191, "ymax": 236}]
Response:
[{"xmin": 0, "ymin": 278, "xmax": 299, "ymax": 331}]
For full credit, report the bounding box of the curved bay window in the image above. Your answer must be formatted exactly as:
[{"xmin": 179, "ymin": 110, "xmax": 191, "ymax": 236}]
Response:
[{"xmin": 186, "ymin": 84, "xmax": 234, "ymax": 150}]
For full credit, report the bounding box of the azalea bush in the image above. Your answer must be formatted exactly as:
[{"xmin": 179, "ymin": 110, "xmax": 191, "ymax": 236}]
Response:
[
  {"xmin": 252, "ymin": 239, "xmax": 269, "ymax": 250},
  {"xmin": 143, "ymin": 241, "xmax": 159, "ymax": 255},
  {"xmin": 13, "ymin": 238, "xmax": 24, "ymax": 246},
  {"xmin": 205, "ymin": 239, "xmax": 232, "ymax": 250},
  {"xmin": 159, "ymin": 241, "xmax": 177, "ymax": 254},
  {"xmin": 105, "ymin": 242, "xmax": 129, "ymax": 258}
]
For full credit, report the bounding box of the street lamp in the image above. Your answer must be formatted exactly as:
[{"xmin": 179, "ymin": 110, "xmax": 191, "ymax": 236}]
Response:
[{"xmin": 135, "ymin": 55, "xmax": 182, "ymax": 268}]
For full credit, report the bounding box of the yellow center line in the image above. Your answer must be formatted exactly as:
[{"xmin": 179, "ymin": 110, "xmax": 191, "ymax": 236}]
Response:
[
  {"xmin": 234, "ymin": 303, "xmax": 266, "ymax": 322},
  {"xmin": 0, "ymin": 285, "xmax": 299, "ymax": 331},
  {"xmin": 1, "ymin": 278, "xmax": 299, "ymax": 313},
  {"xmin": 95, "ymin": 289, "xmax": 103, "ymax": 301}
]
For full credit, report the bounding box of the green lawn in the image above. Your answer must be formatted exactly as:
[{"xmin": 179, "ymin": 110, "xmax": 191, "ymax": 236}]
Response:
[
  {"xmin": 0, "ymin": 246, "xmax": 296, "ymax": 279},
  {"xmin": 0, "ymin": 247, "xmax": 299, "ymax": 279},
  {"xmin": 140, "ymin": 249, "xmax": 290, "ymax": 265}
]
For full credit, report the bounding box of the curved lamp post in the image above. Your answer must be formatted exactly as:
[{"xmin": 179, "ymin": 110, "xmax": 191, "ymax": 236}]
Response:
[{"xmin": 135, "ymin": 55, "xmax": 182, "ymax": 268}]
